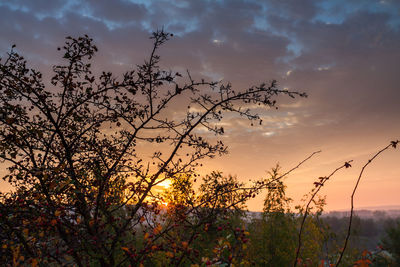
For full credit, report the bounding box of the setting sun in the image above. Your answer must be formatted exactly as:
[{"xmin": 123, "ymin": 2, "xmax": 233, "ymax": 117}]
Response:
[{"xmin": 157, "ymin": 179, "xmax": 172, "ymax": 190}]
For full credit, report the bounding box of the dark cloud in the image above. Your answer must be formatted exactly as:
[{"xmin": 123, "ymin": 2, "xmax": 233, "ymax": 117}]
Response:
[
  {"xmin": 2, "ymin": 0, "xmax": 66, "ymax": 14},
  {"xmin": 265, "ymin": 0, "xmax": 318, "ymax": 21}
]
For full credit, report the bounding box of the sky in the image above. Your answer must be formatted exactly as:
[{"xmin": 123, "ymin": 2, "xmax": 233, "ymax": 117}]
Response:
[{"xmin": 0, "ymin": 0, "xmax": 399, "ymax": 211}]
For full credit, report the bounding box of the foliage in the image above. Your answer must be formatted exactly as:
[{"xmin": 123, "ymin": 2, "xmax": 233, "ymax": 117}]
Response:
[
  {"xmin": 247, "ymin": 167, "xmax": 328, "ymax": 266},
  {"xmin": 381, "ymin": 219, "xmax": 400, "ymax": 265},
  {"xmin": 263, "ymin": 166, "xmax": 292, "ymax": 214},
  {"xmin": 0, "ymin": 30, "xmax": 306, "ymax": 266},
  {"xmin": 248, "ymin": 166, "xmax": 297, "ymax": 266}
]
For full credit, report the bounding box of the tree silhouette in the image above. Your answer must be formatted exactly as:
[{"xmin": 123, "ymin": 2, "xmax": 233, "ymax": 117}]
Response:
[{"xmin": 0, "ymin": 30, "xmax": 306, "ymax": 265}]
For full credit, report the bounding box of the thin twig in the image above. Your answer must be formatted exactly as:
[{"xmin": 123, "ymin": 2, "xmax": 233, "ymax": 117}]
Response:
[
  {"xmin": 294, "ymin": 160, "xmax": 353, "ymax": 267},
  {"xmin": 268, "ymin": 150, "xmax": 322, "ymax": 187},
  {"xmin": 335, "ymin": 140, "xmax": 398, "ymax": 266}
]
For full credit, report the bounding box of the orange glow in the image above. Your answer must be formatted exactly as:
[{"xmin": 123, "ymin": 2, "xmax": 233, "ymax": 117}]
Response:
[{"xmin": 157, "ymin": 179, "xmax": 172, "ymax": 189}]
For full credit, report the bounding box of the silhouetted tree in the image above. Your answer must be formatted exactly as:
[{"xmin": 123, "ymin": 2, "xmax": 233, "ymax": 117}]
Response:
[{"xmin": 0, "ymin": 30, "xmax": 306, "ymax": 266}]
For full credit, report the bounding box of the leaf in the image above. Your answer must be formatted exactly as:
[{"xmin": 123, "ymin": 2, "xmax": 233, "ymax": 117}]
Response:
[
  {"xmin": 391, "ymin": 140, "xmax": 399, "ymax": 148},
  {"xmin": 362, "ymin": 249, "xmax": 371, "ymax": 257},
  {"xmin": 144, "ymin": 233, "xmax": 149, "ymax": 240},
  {"xmin": 31, "ymin": 258, "xmax": 39, "ymax": 267},
  {"xmin": 153, "ymin": 224, "xmax": 162, "ymax": 235},
  {"xmin": 121, "ymin": 247, "xmax": 130, "ymax": 253},
  {"xmin": 354, "ymin": 259, "xmax": 372, "ymax": 267}
]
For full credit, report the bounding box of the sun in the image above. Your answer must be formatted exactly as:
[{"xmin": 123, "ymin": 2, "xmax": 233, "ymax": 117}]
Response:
[{"xmin": 157, "ymin": 179, "xmax": 172, "ymax": 189}]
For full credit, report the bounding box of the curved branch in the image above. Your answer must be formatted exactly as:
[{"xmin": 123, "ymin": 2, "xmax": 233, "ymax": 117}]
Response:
[
  {"xmin": 294, "ymin": 160, "xmax": 353, "ymax": 267},
  {"xmin": 335, "ymin": 140, "xmax": 399, "ymax": 266}
]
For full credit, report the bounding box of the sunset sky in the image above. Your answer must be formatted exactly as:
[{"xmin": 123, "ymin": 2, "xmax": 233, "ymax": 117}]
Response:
[{"xmin": 0, "ymin": 0, "xmax": 399, "ymax": 211}]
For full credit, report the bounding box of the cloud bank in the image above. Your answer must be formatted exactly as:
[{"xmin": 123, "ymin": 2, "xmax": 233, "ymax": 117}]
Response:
[{"xmin": 1, "ymin": 0, "xmax": 399, "ymax": 210}]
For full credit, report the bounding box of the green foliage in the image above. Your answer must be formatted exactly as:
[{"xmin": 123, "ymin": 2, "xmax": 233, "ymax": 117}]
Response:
[
  {"xmin": 248, "ymin": 212, "xmax": 297, "ymax": 266},
  {"xmin": 263, "ymin": 165, "xmax": 292, "ymax": 214},
  {"xmin": 247, "ymin": 166, "xmax": 296, "ymax": 266},
  {"xmin": 382, "ymin": 219, "xmax": 400, "ymax": 265},
  {"xmin": 247, "ymin": 166, "xmax": 327, "ymax": 266}
]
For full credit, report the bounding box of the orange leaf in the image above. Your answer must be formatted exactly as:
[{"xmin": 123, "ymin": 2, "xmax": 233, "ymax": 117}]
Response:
[
  {"xmin": 121, "ymin": 247, "xmax": 130, "ymax": 253},
  {"xmin": 153, "ymin": 224, "xmax": 162, "ymax": 235},
  {"xmin": 361, "ymin": 249, "xmax": 371, "ymax": 257},
  {"xmin": 23, "ymin": 228, "xmax": 29, "ymax": 236},
  {"xmin": 355, "ymin": 259, "xmax": 372, "ymax": 267},
  {"xmin": 31, "ymin": 258, "xmax": 39, "ymax": 267}
]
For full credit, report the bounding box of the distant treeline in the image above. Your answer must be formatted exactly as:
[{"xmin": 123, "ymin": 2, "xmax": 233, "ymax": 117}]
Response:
[{"xmin": 323, "ymin": 213, "xmax": 400, "ymax": 251}]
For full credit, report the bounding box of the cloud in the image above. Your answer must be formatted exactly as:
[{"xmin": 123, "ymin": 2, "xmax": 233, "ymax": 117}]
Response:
[
  {"xmin": 1, "ymin": 0, "xmax": 399, "ymax": 136},
  {"xmin": 1, "ymin": 0, "xmax": 399, "ymax": 210}
]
